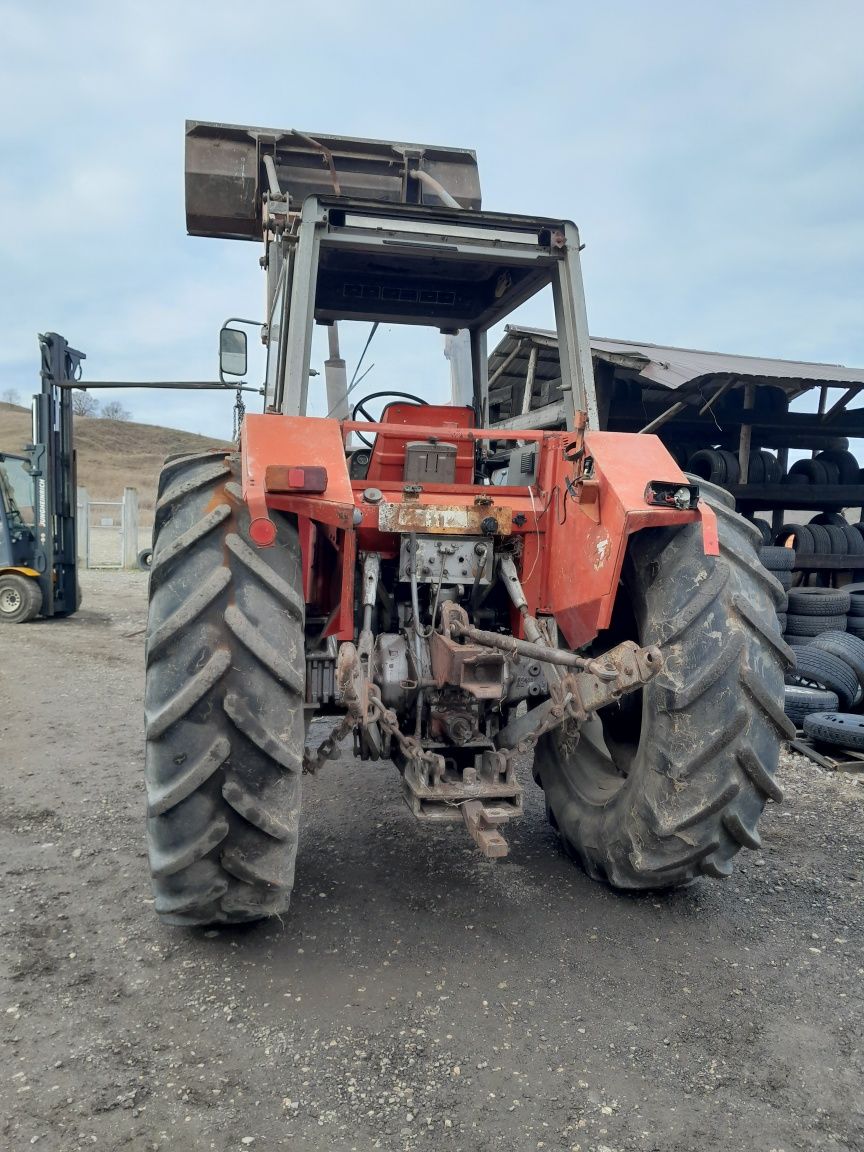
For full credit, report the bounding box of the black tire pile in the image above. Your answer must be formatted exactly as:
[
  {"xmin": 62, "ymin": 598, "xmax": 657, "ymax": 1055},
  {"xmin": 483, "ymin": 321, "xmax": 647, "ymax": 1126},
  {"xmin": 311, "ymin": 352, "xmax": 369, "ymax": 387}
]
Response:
[
  {"xmin": 776, "ymin": 515, "xmax": 864, "ymax": 561},
  {"xmin": 684, "ymin": 446, "xmax": 864, "ymax": 757},
  {"xmin": 687, "ymin": 446, "xmax": 863, "ymax": 491},
  {"xmin": 784, "ymin": 449, "xmax": 861, "ymax": 487},
  {"xmin": 688, "ymin": 448, "xmax": 782, "ymax": 486},
  {"xmin": 758, "ymin": 544, "xmax": 793, "ymax": 633},
  {"xmin": 783, "ymin": 586, "xmax": 864, "ymax": 755},
  {"xmin": 756, "ymin": 516, "xmax": 864, "ymax": 643}
]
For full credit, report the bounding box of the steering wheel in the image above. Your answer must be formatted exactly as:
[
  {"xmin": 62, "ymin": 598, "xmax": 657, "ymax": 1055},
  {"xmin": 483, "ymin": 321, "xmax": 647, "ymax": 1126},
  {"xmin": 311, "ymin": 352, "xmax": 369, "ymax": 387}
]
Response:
[{"xmin": 351, "ymin": 391, "xmax": 429, "ymax": 448}]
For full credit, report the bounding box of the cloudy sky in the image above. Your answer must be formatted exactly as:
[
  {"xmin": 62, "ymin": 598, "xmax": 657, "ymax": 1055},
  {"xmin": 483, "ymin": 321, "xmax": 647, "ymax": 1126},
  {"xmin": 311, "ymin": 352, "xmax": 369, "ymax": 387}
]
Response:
[{"xmin": 1, "ymin": 0, "xmax": 862, "ymax": 438}]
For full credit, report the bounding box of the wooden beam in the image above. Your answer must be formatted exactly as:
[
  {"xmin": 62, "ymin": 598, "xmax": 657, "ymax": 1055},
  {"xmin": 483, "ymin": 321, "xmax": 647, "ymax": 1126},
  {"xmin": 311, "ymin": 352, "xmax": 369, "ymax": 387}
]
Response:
[
  {"xmin": 698, "ymin": 377, "xmax": 736, "ymax": 416},
  {"xmin": 488, "ymin": 339, "xmax": 525, "ymax": 389},
  {"xmin": 738, "ymin": 382, "xmax": 755, "ymax": 483},
  {"xmin": 520, "ymin": 345, "xmax": 539, "ymax": 415},
  {"xmin": 638, "ymin": 400, "xmax": 688, "ymax": 435},
  {"xmin": 491, "ymin": 400, "xmax": 566, "ymax": 431},
  {"xmin": 822, "ymin": 384, "xmax": 864, "ymax": 422}
]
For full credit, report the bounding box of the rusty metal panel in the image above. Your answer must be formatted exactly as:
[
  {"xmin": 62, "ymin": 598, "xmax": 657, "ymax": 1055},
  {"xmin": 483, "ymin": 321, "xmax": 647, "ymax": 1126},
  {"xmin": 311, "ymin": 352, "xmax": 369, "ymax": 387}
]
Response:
[
  {"xmin": 398, "ymin": 535, "xmax": 494, "ymax": 584},
  {"xmin": 377, "ymin": 502, "xmax": 512, "ymax": 536},
  {"xmin": 185, "ymin": 120, "xmax": 482, "ymax": 240}
]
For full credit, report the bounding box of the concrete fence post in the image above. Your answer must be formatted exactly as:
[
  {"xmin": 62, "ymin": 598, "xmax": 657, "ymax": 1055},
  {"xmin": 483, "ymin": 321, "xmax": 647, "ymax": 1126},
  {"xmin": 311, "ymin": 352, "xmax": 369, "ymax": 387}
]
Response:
[
  {"xmin": 77, "ymin": 487, "xmax": 90, "ymax": 570},
  {"xmin": 122, "ymin": 487, "xmax": 139, "ymax": 568}
]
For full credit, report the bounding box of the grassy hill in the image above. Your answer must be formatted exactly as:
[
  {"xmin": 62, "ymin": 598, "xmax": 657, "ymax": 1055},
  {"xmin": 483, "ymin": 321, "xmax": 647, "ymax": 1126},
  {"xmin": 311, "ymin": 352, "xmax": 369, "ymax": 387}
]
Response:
[{"xmin": 0, "ymin": 402, "xmax": 230, "ymax": 522}]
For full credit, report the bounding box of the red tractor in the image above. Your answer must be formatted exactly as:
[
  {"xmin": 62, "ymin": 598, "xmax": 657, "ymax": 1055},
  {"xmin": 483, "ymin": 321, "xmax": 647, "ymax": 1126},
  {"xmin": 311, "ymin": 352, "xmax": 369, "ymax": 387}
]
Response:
[{"xmin": 144, "ymin": 122, "xmax": 791, "ymax": 925}]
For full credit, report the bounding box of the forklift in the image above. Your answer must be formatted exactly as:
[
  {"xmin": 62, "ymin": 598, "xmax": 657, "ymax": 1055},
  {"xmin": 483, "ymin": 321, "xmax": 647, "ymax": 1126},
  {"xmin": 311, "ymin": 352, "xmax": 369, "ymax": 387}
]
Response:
[{"xmin": 0, "ymin": 332, "xmax": 80, "ymax": 623}]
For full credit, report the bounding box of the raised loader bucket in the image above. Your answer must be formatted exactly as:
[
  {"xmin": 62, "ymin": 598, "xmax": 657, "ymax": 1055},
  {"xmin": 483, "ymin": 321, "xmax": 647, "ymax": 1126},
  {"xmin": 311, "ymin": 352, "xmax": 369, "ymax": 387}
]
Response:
[{"xmin": 185, "ymin": 120, "xmax": 482, "ymax": 241}]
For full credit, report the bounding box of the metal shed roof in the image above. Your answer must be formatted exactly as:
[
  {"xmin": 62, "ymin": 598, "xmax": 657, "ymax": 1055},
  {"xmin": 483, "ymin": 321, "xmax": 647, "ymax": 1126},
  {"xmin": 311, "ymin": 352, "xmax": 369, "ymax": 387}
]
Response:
[
  {"xmin": 487, "ymin": 325, "xmax": 864, "ymax": 430},
  {"xmin": 490, "ymin": 325, "xmax": 864, "ymax": 394}
]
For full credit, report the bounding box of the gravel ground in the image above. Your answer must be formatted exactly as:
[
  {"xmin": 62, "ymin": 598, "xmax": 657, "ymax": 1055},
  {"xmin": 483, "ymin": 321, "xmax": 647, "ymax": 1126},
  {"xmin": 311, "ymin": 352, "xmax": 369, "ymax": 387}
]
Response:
[{"xmin": 1, "ymin": 571, "xmax": 863, "ymax": 1152}]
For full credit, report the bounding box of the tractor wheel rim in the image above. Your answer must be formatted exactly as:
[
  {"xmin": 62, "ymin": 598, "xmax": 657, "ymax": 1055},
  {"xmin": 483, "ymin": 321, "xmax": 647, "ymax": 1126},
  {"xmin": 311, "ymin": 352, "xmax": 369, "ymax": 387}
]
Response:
[{"xmin": 0, "ymin": 588, "xmax": 22, "ymax": 613}]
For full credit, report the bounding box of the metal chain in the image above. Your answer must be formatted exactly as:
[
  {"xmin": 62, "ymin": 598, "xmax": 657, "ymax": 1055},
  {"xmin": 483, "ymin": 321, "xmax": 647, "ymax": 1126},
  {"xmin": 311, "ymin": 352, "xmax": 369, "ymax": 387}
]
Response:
[
  {"xmin": 366, "ymin": 686, "xmax": 448, "ymax": 779},
  {"xmin": 303, "ymin": 714, "xmax": 354, "ymax": 774},
  {"xmin": 232, "ymin": 386, "xmax": 246, "ymax": 444}
]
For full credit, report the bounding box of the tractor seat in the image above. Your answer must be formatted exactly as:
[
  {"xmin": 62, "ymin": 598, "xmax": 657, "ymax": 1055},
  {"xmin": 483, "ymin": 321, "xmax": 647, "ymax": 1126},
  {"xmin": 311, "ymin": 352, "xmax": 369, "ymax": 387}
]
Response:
[{"xmin": 365, "ymin": 403, "xmax": 475, "ymax": 486}]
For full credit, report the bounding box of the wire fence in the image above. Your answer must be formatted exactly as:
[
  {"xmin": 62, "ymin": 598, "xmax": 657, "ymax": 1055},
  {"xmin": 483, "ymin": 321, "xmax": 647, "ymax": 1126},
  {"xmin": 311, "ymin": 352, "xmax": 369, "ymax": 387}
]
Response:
[{"xmin": 77, "ymin": 488, "xmax": 146, "ymax": 569}]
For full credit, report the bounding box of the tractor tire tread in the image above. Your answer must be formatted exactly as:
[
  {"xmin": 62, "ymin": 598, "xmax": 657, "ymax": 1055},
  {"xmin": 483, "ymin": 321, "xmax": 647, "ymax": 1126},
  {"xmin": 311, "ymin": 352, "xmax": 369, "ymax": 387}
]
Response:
[
  {"xmin": 145, "ymin": 455, "xmax": 304, "ymax": 927},
  {"xmin": 536, "ymin": 487, "xmax": 788, "ymax": 890}
]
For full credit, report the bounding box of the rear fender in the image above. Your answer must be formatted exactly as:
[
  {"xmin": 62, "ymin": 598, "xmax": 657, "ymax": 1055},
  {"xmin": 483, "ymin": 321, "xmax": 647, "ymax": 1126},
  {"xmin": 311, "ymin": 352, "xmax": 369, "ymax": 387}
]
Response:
[
  {"xmin": 543, "ymin": 431, "xmax": 719, "ymax": 650},
  {"xmin": 241, "ymin": 413, "xmax": 356, "ymax": 639}
]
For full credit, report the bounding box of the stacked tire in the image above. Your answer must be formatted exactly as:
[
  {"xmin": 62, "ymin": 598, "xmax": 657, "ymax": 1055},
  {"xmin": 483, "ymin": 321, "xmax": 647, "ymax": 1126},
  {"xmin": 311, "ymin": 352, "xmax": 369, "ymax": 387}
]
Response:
[
  {"xmin": 785, "ymin": 587, "xmax": 850, "ymax": 642},
  {"xmin": 683, "ymin": 446, "xmax": 861, "ymax": 495},
  {"xmin": 847, "ymin": 587, "xmax": 864, "ymax": 640},
  {"xmin": 776, "ymin": 515, "xmax": 864, "ymax": 561},
  {"xmin": 785, "ymin": 449, "xmax": 860, "ymax": 487},
  {"xmin": 687, "ymin": 448, "xmax": 781, "ymax": 487},
  {"xmin": 788, "ymin": 629, "xmax": 864, "ymax": 754},
  {"xmin": 783, "ymin": 587, "xmax": 860, "ymax": 737},
  {"xmin": 758, "ymin": 544, "xmax": 794, "ymax": 633}
]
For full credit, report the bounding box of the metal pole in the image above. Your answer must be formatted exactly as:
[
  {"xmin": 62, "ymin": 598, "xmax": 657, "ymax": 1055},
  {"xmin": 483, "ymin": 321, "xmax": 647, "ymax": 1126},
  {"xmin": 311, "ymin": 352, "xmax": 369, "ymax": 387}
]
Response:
[
  {"xmin": 408, "ymin": 169, "xmax": 460, "ymax": 209},
  {"xmin": 451, "ymin": 621, "xmax": 609, "ymax": 672},
  {"xmin": 281, "ymin": 199, "xmax": 323, "ymax": 416},
  {"xmin": 263, "ymin": 155, "xmax": 283, "ymax": 198},
  {"xmin": 55, "ymin": 381, "xmax": 259, "ymax": 392},
  {"xmin": 550, "ymin": 222, "xmax": 598, "ymax": 431},
  {"xmin": 324, "ymin": 323, "xmax": 349, "ymax": 420},
  {"xmin": 444, "ymin": 332, "xmax": 474, "ymax": 407},
  {"xmin": 470, "ymin": 329, "xmax": 488, "ymax": 430}
]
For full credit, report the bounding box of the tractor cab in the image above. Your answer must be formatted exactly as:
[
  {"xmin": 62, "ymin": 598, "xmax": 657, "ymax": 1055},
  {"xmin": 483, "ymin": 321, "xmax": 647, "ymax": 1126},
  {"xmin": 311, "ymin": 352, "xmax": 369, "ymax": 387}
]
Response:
[
  {"xmin": 192, "ymin": 121, "xmax": 594, "ymax": 461},
  {"xmin": 257, "ymin": 195, "xmax": 595, "ymax": 454}
]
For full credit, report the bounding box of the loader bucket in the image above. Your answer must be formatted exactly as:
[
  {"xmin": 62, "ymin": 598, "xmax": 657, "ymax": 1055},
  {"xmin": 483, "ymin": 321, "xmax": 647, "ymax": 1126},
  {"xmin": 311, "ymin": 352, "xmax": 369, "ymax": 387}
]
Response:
[{"xmin": 185, "ymin": 120, "xmax": 482, "ymax": 240}]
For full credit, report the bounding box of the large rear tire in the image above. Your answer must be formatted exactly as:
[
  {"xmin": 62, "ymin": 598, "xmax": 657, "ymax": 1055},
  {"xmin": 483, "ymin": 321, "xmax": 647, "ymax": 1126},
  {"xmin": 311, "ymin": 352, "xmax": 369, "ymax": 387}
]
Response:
[
  {"xmin": 144, "ymin": 453, "xmax": 305, "ymax": 926},
  {"xmin": 536, "ymin": 491, "xmax": 794, "ymax": 888}
]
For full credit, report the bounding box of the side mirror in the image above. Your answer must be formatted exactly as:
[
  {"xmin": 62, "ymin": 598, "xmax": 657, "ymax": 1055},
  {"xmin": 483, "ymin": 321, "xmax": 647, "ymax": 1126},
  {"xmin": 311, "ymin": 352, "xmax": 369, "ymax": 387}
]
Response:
[{"xmin": 219, "ymin": 327, "xmax": 247, "ymax": 378}]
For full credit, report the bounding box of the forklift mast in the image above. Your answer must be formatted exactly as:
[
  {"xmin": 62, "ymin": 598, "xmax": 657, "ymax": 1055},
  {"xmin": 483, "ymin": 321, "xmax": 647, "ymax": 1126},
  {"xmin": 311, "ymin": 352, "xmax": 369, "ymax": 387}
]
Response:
[{"xmin": 30, "ymin": 333, "xmax": 82, "ymax": 616}]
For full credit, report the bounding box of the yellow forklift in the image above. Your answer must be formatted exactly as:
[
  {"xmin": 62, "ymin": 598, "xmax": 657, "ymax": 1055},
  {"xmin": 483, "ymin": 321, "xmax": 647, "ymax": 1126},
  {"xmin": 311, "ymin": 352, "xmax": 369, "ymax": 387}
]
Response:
[{"xmin": 0, "ymin": 333, "xmax": 80, "ymax": 622}]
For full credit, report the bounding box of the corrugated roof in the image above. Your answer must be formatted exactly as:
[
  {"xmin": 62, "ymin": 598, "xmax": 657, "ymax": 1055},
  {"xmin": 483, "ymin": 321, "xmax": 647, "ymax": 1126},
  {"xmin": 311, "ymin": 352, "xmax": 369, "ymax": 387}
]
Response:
[
  {"xmin": 487, "ymin": 325, "xmax": 864, "ymax": 429},
  {"xmin": 491, "ymin": 325, "xmax": 864, "ymax": 392},
  {"xmin": 590, "ymin": 334, "xmax": 864, "ymax": 390}
]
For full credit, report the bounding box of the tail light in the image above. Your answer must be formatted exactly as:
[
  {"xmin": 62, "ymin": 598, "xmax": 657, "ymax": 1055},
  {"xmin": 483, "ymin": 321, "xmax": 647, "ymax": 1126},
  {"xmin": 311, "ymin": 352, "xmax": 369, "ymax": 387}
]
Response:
[{"xmin": 265, "ymin": 465, "xmax": 328, "ymax": 494}]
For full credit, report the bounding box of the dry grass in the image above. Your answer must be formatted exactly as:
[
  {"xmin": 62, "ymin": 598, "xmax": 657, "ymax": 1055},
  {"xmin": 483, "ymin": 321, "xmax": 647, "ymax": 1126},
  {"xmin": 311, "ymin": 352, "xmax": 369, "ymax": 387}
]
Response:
[{"xmin": 0, "ymin": 402, "xmax": 230, "ymax": 524}]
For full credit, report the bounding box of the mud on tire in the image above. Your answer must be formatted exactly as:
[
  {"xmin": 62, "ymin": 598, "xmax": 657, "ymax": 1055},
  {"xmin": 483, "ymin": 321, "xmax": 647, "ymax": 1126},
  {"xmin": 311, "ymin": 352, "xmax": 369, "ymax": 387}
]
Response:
[
  {"xmin": 144, "ymin": 452, "xmax": 305, "ymax": 926},
  {"xmin": 535, "ymin": 490, "xmax": 794, "ymax": 889}
]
